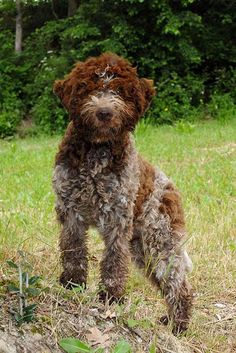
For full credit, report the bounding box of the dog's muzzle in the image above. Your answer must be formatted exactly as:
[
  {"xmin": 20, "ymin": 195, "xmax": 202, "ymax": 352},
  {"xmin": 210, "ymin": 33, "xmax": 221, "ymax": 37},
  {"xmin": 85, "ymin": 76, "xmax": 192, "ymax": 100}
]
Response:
[{"xmin": 96, "ymin": 107, "xmax": 113, "ymax": 122}]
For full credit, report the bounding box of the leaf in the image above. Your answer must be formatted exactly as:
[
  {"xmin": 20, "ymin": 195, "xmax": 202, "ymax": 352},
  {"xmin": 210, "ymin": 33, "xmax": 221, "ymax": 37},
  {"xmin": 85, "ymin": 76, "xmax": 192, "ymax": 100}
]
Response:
[
  {"xmin": 7, "ymin": 283, "xmax": 19, "ymax": 293},
  {"xmin": 24, "ymin": 303, "xmax": 37, "ymax": 312},
  {"xmin": 229, "ymin": 241, "xmax": 236, "ymax": 251},
  {"xmin": 149, "ymin": 342, "xmax": 156, "ymax": 353},
  {"xmin": 6, "ymin": 260, "xmax": 18, "ymax": 269},
  {"xmin": 126, "ymin": 319, "xmax": 138, "ymax": 328},
  {"xmin": 86, "ymin": 327, "xmax": 110, "ymax": 347},
  {"xmin": 14, "ymin": 312, "xmax": 24, "ymax": 325},
  {"xmin": 59, "ymin": 338, "xmax": 91, "ymax": 353},
  {"xmin": 140, "ymin": 319, "xmax": 153, "ymax": 329},
  {"xmin": 93, "ymin": 349, "xmax": 105, "ymax": 353},
  {"xmin": 22, "ymin": 272, "xmax": 27, "ymax": 283},
  {"xmin": 22, "ymin": 304, "xmax": 37, "ymax": 323},
  {"xmin": 26, "ymin": 287, "xmax": 40, "ymax": 296},
  {"xmin": 29, "ymin": 275, "xmax": 41, "ymax": 285},
  {"xmin": 113, "ymin": 340, "xmax": 132, "ymax": 353}
]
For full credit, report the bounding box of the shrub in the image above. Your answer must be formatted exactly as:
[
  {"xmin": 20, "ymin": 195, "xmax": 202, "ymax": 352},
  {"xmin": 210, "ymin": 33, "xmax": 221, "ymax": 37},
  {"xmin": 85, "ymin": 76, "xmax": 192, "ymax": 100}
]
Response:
[
  {"xmin": 27, "ymin": 54, "xmax": 70, "ymax": 134},
  {"xmin": 146, "ymin": 73, "xmax": 204, "ymax": 124},
  {"xmin": 206, "ymin": 93, "xmax": 236, "ymax": 122},
  {"xmin": 0, "ymin": 111, "xmax": 21, "ymax": 138},
  {"xmin": 32, "ymin": 87, "xmax": 66, "ymax": 134},
  {"xmin": 0, "ymin": 90, "xmax": 22, "ymax": 137}
]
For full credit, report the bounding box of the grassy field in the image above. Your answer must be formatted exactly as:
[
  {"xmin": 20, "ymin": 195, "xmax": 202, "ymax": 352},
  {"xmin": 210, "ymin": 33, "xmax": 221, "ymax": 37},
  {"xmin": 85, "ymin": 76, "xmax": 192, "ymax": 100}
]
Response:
[{"xmin": 0, "ymin": 119, "xmax": 235, "ymax": 352}]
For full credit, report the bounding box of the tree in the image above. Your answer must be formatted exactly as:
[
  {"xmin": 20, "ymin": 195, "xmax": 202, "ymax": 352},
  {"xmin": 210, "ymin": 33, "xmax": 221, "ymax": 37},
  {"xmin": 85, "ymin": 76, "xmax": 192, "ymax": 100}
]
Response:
[
  {"xmin": 67, "ymin": 0, "xmax": 80, "ymax": 17},
  {"xmin": 15, "ymin": 0, "xmax": 22, "ymax": 53}
]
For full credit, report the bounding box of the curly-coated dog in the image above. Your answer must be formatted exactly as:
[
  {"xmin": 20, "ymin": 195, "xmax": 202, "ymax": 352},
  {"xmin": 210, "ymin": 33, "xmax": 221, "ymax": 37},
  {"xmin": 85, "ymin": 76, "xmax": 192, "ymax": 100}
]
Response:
[{"xmin": 52, "ymin": 53, "xmax": 193, "ymax": 334}]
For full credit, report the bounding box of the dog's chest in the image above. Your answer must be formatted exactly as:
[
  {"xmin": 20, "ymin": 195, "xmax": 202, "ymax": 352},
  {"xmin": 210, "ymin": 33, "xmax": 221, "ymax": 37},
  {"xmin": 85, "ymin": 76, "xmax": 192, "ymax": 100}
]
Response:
[{"xmin": 53, "ymin": 145, "xmax": 139, "ymax": 225}]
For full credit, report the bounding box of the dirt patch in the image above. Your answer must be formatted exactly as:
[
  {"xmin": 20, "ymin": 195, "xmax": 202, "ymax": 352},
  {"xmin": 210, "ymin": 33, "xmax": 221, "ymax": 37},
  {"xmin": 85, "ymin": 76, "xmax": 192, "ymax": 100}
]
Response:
[{"xmin": 0, "ymin": 293, "xmax": 193, "ymax": 353}]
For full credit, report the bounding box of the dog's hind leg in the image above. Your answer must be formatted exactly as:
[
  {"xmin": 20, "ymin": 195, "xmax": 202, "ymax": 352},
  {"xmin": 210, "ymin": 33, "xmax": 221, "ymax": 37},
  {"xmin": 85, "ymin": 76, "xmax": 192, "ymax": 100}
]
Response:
[
  {"xmin": 154, "ymin": 251, "xmax": 193, "ymax": 335},
  {"xmin": 131, "ymin": 226, "xmax": 193, "ymax": 334}
]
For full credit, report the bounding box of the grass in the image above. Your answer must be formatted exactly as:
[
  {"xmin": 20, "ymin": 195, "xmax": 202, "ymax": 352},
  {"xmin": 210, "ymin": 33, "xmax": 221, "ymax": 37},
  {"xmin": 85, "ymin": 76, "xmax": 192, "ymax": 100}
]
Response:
[{"xmin": 0, "ymin": 119, "xmax": 235, "ymax": 352}]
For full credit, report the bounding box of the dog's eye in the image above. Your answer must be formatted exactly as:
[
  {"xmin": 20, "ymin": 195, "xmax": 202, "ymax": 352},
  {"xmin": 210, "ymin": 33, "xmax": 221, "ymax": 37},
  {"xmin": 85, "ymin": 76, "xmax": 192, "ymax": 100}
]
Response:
[
  {"xmin": 112, "ymin": 73, "xmax": 120, "ymax": 79},
  {"xmin": 92, "ymin": 75, "xmax": 99, "ymax": 83},
  {"xmin": 116, "ymin": 86, "xmax": 123, "ymax": 95}
]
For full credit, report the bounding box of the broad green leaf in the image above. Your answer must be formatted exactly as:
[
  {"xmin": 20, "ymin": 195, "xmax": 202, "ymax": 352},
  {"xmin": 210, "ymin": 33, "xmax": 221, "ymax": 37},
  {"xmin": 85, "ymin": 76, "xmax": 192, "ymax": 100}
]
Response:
[
  {"xmin": 6, "ymin": 260, "xmax": 18, "ymax": 269},
  {"xmin": 59, "ymin": 338, "xmax": 91, "ymax": 353},
  {"xmin": 24, "ymin": 304, "xmax": 37, "ymax": 313},
  {"xmin": 26, "ymin": 287, "xmax": 40, "ymax": 296},
  {"xmin": 113, "ymin": 340, "xmax": 132, "ymax": 353},
  {"xmin": 127, "ymin": 319, "xmax": 138, "ymax": 328},
  {"xmin": 29, "ymin": 275, "xmax": 41, "ymax": 285},
  {"xmin": 7, "ymin": 283, "xmax": 19, "ymax": 292}
]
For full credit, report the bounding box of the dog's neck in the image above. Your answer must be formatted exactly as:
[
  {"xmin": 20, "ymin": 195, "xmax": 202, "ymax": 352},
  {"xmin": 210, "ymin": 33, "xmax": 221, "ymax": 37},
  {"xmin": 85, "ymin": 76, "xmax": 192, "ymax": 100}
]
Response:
[{"xmin": 55, "ymin": 121, "xmax": 134, "ymax": 171}]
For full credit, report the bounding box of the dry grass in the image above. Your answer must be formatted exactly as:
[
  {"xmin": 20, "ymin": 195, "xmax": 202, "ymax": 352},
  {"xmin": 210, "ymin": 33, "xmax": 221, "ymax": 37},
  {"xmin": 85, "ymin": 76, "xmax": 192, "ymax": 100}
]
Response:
[{"xmin": 0, "ymin": 119, "xmax": 235, "ymax": 352}]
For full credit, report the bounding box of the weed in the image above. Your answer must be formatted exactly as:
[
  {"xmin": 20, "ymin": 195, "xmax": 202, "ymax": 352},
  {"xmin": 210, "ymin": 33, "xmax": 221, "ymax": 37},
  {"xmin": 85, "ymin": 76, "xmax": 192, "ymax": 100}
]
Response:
[
  {"xmin": 6, "ymin": 251, "xmax": 41, "ymax": 325},
  {"xmin": 59, "ymin": 337, "xmax": 132, "ymax": 353}
]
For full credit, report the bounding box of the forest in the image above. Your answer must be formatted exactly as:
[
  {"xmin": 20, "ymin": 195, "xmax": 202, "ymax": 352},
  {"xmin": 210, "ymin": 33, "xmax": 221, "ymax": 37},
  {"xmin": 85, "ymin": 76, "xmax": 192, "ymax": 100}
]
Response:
[{"xmin": 0, "ymin": 0, "xmax": 235, "ymax": 137}]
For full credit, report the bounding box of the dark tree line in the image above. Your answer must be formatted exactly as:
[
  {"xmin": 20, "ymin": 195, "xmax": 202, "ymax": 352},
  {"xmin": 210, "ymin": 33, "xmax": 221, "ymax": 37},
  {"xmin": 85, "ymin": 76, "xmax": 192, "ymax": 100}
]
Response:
[{"xmin": 0, "ymin": 0, "xmax": 235, "ymax": 137}]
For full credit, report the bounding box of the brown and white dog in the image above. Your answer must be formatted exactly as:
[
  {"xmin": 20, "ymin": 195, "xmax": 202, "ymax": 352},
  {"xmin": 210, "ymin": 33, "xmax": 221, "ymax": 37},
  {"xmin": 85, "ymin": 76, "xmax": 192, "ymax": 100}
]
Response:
[{"xmin": 52, "ymin": 53, "xmax": 193, "ymax": 334}]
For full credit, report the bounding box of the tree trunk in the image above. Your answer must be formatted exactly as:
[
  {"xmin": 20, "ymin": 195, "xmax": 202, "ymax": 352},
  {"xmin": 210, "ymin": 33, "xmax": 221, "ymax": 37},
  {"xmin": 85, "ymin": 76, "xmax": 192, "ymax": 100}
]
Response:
[
  {"xmin": 68, "ymin": 0, "xmax": 79, "ymax": 17},
  {"xmin": 15, "ymin": 0, "xmax": 22, "ymax": 53}
]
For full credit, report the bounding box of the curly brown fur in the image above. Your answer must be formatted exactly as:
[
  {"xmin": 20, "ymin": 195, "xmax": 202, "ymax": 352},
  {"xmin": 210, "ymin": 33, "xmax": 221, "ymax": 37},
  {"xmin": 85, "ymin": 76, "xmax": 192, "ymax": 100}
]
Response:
[{"xmin": 52, "ymin": 53, "xmax": 193, "ymax": 334}]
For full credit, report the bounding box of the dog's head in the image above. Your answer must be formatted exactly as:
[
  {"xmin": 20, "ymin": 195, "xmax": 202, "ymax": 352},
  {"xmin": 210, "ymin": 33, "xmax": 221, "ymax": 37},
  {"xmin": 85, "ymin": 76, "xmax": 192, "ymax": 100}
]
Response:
[{"xmin": 54, "ymin": 53, "xmax": 155, "ymax": 143}]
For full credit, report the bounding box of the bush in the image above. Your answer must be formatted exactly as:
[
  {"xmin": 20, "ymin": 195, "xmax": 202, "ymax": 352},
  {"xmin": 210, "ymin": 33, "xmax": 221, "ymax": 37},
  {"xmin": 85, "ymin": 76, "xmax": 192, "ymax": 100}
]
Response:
[
  {"xmin": 206, "ymin": 93, "xmax": 236, "ymax": 122},
  {"xmin": 0, "ymin": 110, "xmax": 21, "ymax": 138},
  {"xmin": 23, "ymin": 52, "xmax": 70, "ymax": 133},
  {"xmin": 32, "ymin": 87, "xmax": 66, "ymax": 134},
  {"xmin": 0, "ymin": 91, "xmax": 22, "ymax": 137},
  {"xmin": 146, "ymin": 72, "xmax": 204, "ymax": 124}
]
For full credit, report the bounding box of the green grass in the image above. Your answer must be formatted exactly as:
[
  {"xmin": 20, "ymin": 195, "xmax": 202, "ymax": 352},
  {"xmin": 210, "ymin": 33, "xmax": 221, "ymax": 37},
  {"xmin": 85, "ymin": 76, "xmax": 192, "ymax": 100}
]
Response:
[{"xmin": 0, "ymin": 119, "xmax": 236, "ymax": 352}]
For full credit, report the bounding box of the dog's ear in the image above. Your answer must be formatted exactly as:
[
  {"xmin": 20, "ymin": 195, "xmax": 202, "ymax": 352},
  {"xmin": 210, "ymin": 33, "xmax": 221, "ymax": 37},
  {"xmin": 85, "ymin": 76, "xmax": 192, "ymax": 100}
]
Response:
[
  {"xmin": 53, "ymin": 79, "xmax": 65, "ymax": 100},
  {"xmin": 139, "ymin": 78, "xmax": 156, "ymax": 113},
  {"xmin": 53, "ymin": 78, "xmax": 72, "ymax": 112}
]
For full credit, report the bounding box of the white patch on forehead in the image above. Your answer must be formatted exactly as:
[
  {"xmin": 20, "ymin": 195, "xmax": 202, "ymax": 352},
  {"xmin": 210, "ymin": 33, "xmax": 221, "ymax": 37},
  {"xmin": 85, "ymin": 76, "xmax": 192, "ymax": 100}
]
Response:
[{"xmin": 95, "ymin": 65, "xmax": 115, "ymax": 84}]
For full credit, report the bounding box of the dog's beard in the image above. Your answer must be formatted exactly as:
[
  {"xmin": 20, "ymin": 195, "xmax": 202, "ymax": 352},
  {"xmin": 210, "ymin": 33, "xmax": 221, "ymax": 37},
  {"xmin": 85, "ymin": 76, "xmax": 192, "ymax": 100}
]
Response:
[{"xmin": 79, "ymin": 115, "xmax": 123, "ymax": 144}]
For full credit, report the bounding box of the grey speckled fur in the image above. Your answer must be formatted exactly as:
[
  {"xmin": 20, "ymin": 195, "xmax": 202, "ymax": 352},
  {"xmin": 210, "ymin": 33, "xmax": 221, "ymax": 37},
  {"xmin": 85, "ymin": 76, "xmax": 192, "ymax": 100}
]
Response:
[
  {"xmin": 52, "ymin": 52, "xmax": 193, "ymax": 334},
  {"xmin": 53, "ymin": 134, "xmax": 193, "ymax": 334}
]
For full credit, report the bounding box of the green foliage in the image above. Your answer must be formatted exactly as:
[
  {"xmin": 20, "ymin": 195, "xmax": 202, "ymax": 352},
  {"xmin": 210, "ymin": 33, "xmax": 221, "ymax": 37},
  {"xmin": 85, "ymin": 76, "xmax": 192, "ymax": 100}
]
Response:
[
  {"xmin": 6, "ymin": 252, "xmax": 41, "ymax": 325},
  {"xmin": 146, "ymin": 72, "xmax": 204, "ymax": 124},
  {"xmin": 0, "ymin": 108, "xmax": 21, "ymax": 138},
  {"xmin": 206, "ymin": 93, "xmax": 236, "ymax": 123},
  {"xmin": 0, "ymin": 0, "xmax": 235, "ymax": 135},
  {"xmin": 59, "ymin": 338, "xmax": 91, "ymax": 353},
  {"xmin": 59, "ymin": 337, "xmax": 132, "ymax": 353},
  {"xmin": 0, "ymin": 30, "xmax": 22, "ymax": 137},
  {"xmin": 32, "ymin": 87, "xmax": 66, "ymax": 134}
]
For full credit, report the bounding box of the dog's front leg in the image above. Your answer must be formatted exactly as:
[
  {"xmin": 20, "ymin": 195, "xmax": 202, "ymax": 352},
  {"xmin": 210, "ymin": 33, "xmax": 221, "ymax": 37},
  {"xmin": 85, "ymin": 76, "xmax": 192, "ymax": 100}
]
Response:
[
  {"xmin": 58, "ymin": 208, "xmax": 89, "ymax": 289},
  {"xmin": 99, "ymin": 223, "xmax": 132, "ymax": 301}
]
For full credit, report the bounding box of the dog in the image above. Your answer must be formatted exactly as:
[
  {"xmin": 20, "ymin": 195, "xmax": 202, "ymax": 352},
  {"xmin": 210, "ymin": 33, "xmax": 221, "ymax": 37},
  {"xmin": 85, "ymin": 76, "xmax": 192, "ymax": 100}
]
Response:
[{"xmin": 52, "ymin": 53, "xmax": 193, "ymax": 334}]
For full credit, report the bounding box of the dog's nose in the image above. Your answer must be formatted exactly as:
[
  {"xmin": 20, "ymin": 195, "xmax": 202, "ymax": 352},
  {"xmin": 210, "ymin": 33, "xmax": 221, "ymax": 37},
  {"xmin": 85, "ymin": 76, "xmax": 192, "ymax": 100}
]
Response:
[{"xmin": 96, "ymin": 107, "xmax": 113, "ymax": 121}]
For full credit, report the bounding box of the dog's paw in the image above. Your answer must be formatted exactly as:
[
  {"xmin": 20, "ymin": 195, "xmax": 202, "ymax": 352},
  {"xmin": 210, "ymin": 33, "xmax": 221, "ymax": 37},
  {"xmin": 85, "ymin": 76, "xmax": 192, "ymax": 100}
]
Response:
[
  {"xmin": 172, "ymin": 320, "xmax": 188, "ymax": 336},
  {"xmin": 59, "ymin": 272, "xmax": 86, "ymax": 290},
  {"xmin": 98, "ymin": 290, "xmax": 124, "ymax": 304},
  {"xmin": 159, "ymin": 315, "xmax": 188, "ymax": 335}
]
